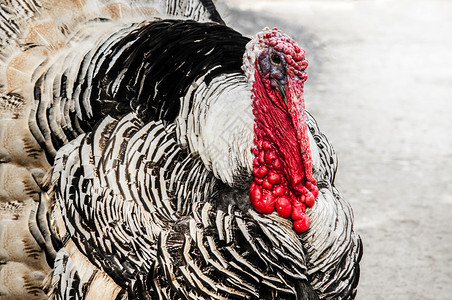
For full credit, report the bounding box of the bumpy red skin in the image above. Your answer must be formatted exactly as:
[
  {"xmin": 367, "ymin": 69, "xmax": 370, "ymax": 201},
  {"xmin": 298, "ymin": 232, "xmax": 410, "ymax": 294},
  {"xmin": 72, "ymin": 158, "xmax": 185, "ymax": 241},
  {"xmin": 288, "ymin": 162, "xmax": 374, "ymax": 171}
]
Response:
[{"xmin": 249, "ymin": 29, "xmax": 319, "ymax": 233}]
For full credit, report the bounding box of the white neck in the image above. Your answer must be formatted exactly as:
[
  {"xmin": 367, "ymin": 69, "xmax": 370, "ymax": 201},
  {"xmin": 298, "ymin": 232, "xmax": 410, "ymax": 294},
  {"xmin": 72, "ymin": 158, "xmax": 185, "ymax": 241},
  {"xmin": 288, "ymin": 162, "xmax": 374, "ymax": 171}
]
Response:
[{"xmin": 176, "ymin": 73, "xmax": 254, "ymax": 186}]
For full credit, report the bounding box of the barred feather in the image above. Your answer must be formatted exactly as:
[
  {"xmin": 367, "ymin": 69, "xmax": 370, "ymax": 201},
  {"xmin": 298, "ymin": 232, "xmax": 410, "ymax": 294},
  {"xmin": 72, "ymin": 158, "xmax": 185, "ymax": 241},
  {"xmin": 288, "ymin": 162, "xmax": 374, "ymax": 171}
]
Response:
[{"xmin": 0, "ymin": 0, "xmax": 361, "ymax": 299}]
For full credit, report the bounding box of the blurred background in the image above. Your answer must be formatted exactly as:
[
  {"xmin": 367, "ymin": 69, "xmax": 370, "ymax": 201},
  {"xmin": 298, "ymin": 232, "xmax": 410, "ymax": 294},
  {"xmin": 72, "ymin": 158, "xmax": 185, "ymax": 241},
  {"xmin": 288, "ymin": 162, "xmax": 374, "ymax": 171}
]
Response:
[{"xmin": 218, "ymin": 0, "xmax": 452, "ymax": 299}]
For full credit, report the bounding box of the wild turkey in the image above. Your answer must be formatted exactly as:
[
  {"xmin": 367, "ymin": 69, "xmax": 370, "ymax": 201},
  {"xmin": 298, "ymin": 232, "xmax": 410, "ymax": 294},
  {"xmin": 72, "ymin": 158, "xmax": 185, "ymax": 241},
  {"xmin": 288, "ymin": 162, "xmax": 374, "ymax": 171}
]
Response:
[{"xmin": 0, "ymin": 0, "xmax": 362, "ymax": 299}]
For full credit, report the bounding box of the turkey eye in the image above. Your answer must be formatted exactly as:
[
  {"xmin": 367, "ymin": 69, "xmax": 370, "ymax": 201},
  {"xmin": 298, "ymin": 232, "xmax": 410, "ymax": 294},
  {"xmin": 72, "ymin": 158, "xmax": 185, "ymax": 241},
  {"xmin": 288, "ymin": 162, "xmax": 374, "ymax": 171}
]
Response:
[{"xmin": 270, "ymin": 54, "xmax": 281, "ymax": 65}]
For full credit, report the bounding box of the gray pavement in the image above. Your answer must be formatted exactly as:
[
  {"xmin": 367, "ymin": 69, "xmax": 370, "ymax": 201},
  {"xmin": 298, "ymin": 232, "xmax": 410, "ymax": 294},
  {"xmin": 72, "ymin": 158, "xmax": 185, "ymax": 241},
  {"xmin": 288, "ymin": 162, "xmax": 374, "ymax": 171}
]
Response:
[{"xmin": 221, "ymin": 1, "xmax": 452, "ymax": 299}]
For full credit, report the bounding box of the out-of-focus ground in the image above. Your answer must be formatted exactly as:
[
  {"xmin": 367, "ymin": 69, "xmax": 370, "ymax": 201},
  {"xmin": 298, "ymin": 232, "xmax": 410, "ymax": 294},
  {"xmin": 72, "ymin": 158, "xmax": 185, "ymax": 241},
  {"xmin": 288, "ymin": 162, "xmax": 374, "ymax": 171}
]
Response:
[{"xmin": 220, "ymin": 0, "xmax": 452, "ymax": 299}]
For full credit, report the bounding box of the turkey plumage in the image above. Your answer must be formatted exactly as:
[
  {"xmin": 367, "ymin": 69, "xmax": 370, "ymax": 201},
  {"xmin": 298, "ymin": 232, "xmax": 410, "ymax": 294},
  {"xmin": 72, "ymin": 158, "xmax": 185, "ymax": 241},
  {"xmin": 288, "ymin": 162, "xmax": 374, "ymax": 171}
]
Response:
[{"xmin": 0, "ymin": 0, "xmax": 362, "ymax": 299}]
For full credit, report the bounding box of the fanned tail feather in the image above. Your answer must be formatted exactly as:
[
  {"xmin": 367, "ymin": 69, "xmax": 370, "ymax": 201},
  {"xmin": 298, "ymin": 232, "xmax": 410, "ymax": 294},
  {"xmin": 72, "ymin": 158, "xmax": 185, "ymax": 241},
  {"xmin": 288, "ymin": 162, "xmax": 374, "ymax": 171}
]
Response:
[{"xmin": 0, "ymin": 1, "xmax": 225, "ymax": 299}]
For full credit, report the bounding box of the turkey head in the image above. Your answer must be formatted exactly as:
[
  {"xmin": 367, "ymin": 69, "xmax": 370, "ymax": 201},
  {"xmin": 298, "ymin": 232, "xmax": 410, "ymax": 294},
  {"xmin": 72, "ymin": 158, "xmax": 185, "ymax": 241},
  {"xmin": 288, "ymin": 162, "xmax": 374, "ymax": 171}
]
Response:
[{"xmin": 243, "ymin": 28, "xmax": 319, "ymax": 233}]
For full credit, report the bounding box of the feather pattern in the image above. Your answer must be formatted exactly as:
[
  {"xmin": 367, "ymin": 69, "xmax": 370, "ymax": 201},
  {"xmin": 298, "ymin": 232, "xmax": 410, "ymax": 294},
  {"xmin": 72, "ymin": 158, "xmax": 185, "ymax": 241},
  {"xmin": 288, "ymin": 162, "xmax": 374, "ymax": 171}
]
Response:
[{"xmin": 0, "ymin": 0, "xmax": 361, "ymax": 299}]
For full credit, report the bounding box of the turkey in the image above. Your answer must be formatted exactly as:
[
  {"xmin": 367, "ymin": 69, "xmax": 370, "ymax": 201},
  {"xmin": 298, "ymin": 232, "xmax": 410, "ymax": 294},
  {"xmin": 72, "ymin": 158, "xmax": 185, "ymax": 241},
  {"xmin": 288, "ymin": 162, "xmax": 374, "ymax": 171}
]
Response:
[{"xmin": 0, "ymin": 0, "xmax": 362, "ymax": 299}]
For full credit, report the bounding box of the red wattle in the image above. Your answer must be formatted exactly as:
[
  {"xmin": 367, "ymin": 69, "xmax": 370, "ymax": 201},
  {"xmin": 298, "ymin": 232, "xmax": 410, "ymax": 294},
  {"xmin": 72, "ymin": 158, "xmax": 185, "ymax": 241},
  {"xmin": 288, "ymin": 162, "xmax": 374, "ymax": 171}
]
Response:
[
  {"xmin": 312, "ymin": 186, "xmax": 319, "ymax": 199},
  {"xmin": 264, "ymin": 151, "xmax": 277, "ymax": 164},
  {"xmin": 291, "ymin": 202, "xmax": 306, "ymax": 220},
  {"xmin": 305, "ymin": 193, "xmax": 315, "ymax": 208},
  {"xmin": 273, "ymin": 186, "xmax": 284, "ymax": 196},
  {"xmin": 248, "ymin": 32, "xmax": 317, "ymax": 234},
  {"xmin": 258, "ymin": 152, "xmax": 265, "ymax": 164},
  {"xmin": 293, "ymin": 214, "xmax": 310, "ymax": 233},
  {"xmin": 249, "ymin": 182, "xmax": 262, "ymax": 206},
  {"xmin": 252, "ymin": 146, "xmax": 259, "ymax": 156},
  {"xmin": 250, "ymin": 182, "xmax": 276, "ymax": 214},
  {"xmin": 267, "ymin": 172, "xmax": 281, "ymax": 184},
  {"xmin": 254, "ymin": 177, "xmax": 264, "ymax": 185},
  {"xmin": 262, "ymin": 179, "xmax": 273, "ymax": 190},
  {"xmin": 260, "ymin": 193, "xmax": 276, "ymax": 213},
  {"xmin": 272, "ymin": 159, "xmax": 282, "ymax": 170},
  {"xmin": 276, "ymin": 197, "xmax": 292, "ymax": 218},
  {"xmin": 253, "ymin": 166, "xmax": 268, "ymax": 178}
]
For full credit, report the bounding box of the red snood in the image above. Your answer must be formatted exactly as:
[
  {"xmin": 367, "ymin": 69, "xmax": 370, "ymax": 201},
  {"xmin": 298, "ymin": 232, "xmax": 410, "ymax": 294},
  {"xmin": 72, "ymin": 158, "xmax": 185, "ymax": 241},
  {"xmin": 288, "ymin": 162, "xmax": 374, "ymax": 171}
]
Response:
[{"xmin": 249, "ymin": 69, "xmax": 318, "ymax": 233}]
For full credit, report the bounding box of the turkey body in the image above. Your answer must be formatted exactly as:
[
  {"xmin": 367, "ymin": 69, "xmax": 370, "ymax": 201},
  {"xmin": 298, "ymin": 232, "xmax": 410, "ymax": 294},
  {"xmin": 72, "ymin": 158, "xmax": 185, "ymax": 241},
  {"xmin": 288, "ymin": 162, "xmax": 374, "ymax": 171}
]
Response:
[{"xmin": 0, "ymin": 1, "xmax": 362, "ymax": 299}]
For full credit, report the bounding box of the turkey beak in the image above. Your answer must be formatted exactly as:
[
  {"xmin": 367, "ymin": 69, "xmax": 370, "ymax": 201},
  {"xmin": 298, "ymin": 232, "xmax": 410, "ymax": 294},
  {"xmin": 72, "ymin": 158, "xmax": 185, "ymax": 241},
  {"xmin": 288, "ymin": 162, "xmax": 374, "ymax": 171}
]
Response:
[{"xmin": 276, "ymin": 80, "xmax": 288, "ymax": 107}]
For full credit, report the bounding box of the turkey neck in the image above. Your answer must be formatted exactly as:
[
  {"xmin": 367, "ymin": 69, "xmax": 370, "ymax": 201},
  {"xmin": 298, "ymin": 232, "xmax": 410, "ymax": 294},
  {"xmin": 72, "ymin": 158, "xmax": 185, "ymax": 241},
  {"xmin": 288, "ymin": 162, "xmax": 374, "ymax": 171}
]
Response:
[
  {"xmin": 249, "ymin": 68, "xmax": 319, "ymax": 232},
  {"xmin": 252, "ymin": 73, "xmax": 306, "ymax": 189}
]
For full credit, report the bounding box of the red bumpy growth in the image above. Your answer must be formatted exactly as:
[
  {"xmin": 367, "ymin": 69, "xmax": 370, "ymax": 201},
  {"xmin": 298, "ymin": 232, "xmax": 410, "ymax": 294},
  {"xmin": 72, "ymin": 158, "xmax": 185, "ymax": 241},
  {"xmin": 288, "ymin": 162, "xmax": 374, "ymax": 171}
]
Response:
[{"xmin": 248, "ymin": 29, "xmax": 319, "ymax": 233}]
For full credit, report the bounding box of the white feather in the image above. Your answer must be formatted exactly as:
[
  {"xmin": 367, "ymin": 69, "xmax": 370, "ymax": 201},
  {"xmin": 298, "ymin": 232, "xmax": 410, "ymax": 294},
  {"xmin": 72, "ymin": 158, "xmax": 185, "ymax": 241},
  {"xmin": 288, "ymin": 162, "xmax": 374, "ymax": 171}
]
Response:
[{"xmin": 177, "ymin": 73, "xmax": 254, "ymax": 186}]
